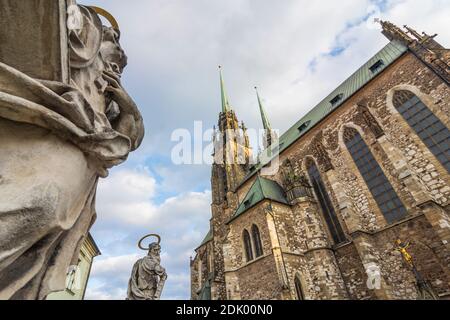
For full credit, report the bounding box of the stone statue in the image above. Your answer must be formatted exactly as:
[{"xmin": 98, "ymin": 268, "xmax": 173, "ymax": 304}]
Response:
[
  {"xmin": 0, "ymin": 3, "xmax": 144, "ymax": 299},
  {"xmin": 127, "ymin": 234, "xmax": 167, "ymax": 300}
]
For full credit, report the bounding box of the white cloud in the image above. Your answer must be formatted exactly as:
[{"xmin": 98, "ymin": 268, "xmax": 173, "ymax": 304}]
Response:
[{"xmin": 87, "ymin": 167, "xmax": 211, "ymax": 299}]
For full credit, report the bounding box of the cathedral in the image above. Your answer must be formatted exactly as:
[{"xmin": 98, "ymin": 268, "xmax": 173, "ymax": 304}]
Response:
[{"xmin": 190, "ymin": 21, "xmax": 450, "ymax": 300}]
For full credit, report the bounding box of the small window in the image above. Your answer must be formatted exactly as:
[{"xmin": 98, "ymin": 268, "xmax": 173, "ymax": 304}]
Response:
[
  {"xmin": 294, "ymin": 275, "xmax": 305, "ymax": 300},
  {"xmin": 330, "ymin": 94, "xmax": 344, "ymax": 107},
  {"xmin": 369, "ymin": 59, "xmax": 384, "ymax": 73},
  {"xmin": 251, "ymin": 225, "xmax": 263, "ymax": 258},
  {"xmin": 243, "ymin": 229, "xmax": 253, "ymax": 262},
  {"xmin": 298, "ymin": 120, "xmax": 311, "ymax": 133}
]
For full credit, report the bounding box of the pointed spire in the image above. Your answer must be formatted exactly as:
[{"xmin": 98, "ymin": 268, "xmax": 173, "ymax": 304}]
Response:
[
  {"xmin": 219, "ymin": 66, "xmax": 231, "ymax": 113},
  {"xmin": 255, "ymin": 86, "xmax": 271, "ymax": 130}
]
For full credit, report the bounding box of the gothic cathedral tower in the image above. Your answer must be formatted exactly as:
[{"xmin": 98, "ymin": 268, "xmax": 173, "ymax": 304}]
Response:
[
  {"xmin": 211, "ymin": 67, "xmax": 252, "ymax": 205},
  {"xmin": 209, "ymin": 67, "xmax": 252, "ymax": 298}
]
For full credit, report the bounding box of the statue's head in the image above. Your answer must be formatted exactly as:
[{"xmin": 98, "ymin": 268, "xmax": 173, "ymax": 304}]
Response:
[
  {"xmin": 148, "ymin": 242, "xmax": 161, "ymax": 258},
  {"xmin": 100, "ymin": 26, "xmax": 128, "ymax": 74}
]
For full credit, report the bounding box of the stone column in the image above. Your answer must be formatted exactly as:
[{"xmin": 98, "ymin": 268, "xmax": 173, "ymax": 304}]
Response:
[
  {"xmin": 350, "ymin": 232, "xmax": 395, "ymax": 299},
  {"xmin": 266, "ymin": 211, "xmax": 292, "ymax": 300}
]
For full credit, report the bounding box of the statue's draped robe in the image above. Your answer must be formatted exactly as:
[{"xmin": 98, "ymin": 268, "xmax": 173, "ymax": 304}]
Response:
[
  {"xmin": 0, "ymin": 6, "xmax": 143, "ymax": 299},
  {"xmin": 127, "ymin": 256, "xmax": 167, "ymax": 300}
]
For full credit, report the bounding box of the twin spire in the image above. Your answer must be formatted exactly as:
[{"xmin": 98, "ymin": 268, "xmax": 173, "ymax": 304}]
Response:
[
  {"xmin": 255, "ymin": 86, "xmax": 271, "ymax": 131},
  {"xmin": 218, "ymin": 66, "xmax": 272, "ymax": 131},
  {"xmin": 219, "ymin": 66, "xmax": 231, "ymax": 113}
]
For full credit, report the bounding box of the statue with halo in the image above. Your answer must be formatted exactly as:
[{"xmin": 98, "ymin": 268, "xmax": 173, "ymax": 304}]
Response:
[{"xmin": 127, "ymin": 234, "xmax": 167, "ymax": 300}]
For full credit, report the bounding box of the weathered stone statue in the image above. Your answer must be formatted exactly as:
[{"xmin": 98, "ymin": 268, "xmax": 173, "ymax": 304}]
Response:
[
  {"xmin": 0, "ymin": 2, "xmax": 144, "ymax": 299},
  {"xmin": 127, "ymin": 234, "xmax": 167, "ymax": 300}
]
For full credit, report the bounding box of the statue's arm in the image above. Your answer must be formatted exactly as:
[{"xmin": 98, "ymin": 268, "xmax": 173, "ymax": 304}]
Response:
[{"xmin": 102, "ymin": 71, "xmax": 145, "ymax": 150}]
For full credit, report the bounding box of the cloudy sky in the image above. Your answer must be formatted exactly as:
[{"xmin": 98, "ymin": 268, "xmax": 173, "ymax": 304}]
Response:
[{"xmin": 80, "ymin": 0, "xmax": 450, "ymax": 299}]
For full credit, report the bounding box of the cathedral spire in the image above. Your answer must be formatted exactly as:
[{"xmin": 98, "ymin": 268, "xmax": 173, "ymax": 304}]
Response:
[
  {"xmin": 255, "ymin": 86, "xmax": 271, "ymax": 130},
  {"xmin": 219, "ymin": 66, "xmax": 231, "ymax": 113},
  {"xmin": 255, "ymin": 87, "xmax": 277, "ymax": 149}
]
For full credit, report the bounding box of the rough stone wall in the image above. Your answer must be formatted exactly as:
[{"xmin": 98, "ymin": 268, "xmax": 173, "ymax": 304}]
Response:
[
  {"xmin": 190, "ymin": 240, "xmax": 214, "ymax": 299},
  {"xmin": 224, "ymin": 202, "xmax": 286, "ymax": 300},
  {"xmin": 334, "ymin": 243, "xmax": 375, "ymax": 300},
  {"xmin": 370, "ymin": 215, "xmax": 450, "ymax": 298},
  {"xmin": 190, "ymin": 255, "xmax": 200, "ymax": 299},
  {"xmin": 270, "ymin": 202, "xmax": 306, "ymax": 254}
]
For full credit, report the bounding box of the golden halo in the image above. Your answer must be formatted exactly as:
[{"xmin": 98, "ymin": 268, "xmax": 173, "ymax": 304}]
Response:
[
  {"xmin": 138, "ymin": 234, "xmax": 161, "ymax": 250},
  {"xmin": 88, "ymin": 6, "xmax": 120, "ymax": 31}
]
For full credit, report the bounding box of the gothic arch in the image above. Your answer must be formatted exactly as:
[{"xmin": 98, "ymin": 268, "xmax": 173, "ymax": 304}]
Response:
[{"xmin": 386, "ymin": 84, "xmax": 446, "ymax": 123}]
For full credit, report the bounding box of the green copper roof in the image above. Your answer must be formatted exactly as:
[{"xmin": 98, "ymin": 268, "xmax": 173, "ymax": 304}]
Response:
[
  {"xmin": 196, "ymin": 228, "xmax": 213, "ymax": 250},
  {"xmin": 229, "ymin": 176, "xmax": 288, "ymax": 223},
  {"xmin": 240, "ymin": 40, "xmax": 408, "ymax": 186},
  {"xmin": 219, "ymin": 67, "xmax": 231, "ymax": 113},
  {"xmin": 255, "ymin": 87, "xmax": 271, "ymax": 130}
]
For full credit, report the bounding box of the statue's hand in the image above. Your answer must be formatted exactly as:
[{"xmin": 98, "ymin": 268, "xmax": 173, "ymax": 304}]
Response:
[
  {"xmin": 101, "ymin": 70, "xmax": 144, "ymax": 150},
  {"xmin": 102, "ymin": 70, "xmax": 139, "ymax": 117}
]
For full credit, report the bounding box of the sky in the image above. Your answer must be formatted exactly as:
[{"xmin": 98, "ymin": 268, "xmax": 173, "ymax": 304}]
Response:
[{"xmin": 80, "ymin": 0, "xmax": 450, "ymax": 300}]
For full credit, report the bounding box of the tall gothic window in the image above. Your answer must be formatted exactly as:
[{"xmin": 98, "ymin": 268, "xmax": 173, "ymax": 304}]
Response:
[
  {"xmin": 251, "ymin": 224, "xmax": 263, "ymax": 258},
  {"xmin": 294, "ymin": 275, "xmax": 305, "ymax": 300},
  {"xmin": 307, "ymin": 160, "xmax": 346, "ymax": 244},
  {"xmin": 344, "ymin": 127, "xmax": 407, "ymax": 223},
  {"xmin": 393, "ymin": 90, "xmax": 450, "ymax": 172},
  {"xmin": 243, "ymin": 229, "xmax": 253, "ymax": 262}
]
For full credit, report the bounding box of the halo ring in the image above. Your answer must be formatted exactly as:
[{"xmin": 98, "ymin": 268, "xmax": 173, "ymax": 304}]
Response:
[
  {"xmin": 138, "ymin": 234, "xmax": 161, "ymax": 250},
  {"xmin": 88, "ymin": 6, "xmax": 120, "ymax": 31}
]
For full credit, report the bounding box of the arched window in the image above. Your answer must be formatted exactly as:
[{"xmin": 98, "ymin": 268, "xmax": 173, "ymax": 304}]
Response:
[
  {"xmin": 294, "ymin": 275, "xmax": 305, "ymax": 300},
  {"xmin": 307, "ymin": 160, "xmax": 346, "ymax": 244},
  {"xmin": 251, "ymin": 224, "xmax": 263, "ymax": 258},
  {"xmin": 393, "ymin": 90, "xmax": 450, "ymax": 172},
  {"xmin": 243, "ymin": 229, "xmax": 253, "ymax": 262},
  {"xmin": 344, "ymin": 127, "xmax": 407, "ymax": 223}
]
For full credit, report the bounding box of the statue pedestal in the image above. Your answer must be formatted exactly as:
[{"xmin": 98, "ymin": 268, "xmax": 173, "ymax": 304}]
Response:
[{"xmin": 0, "ymin": 0, "xmax": 69, "ymax": 82}]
